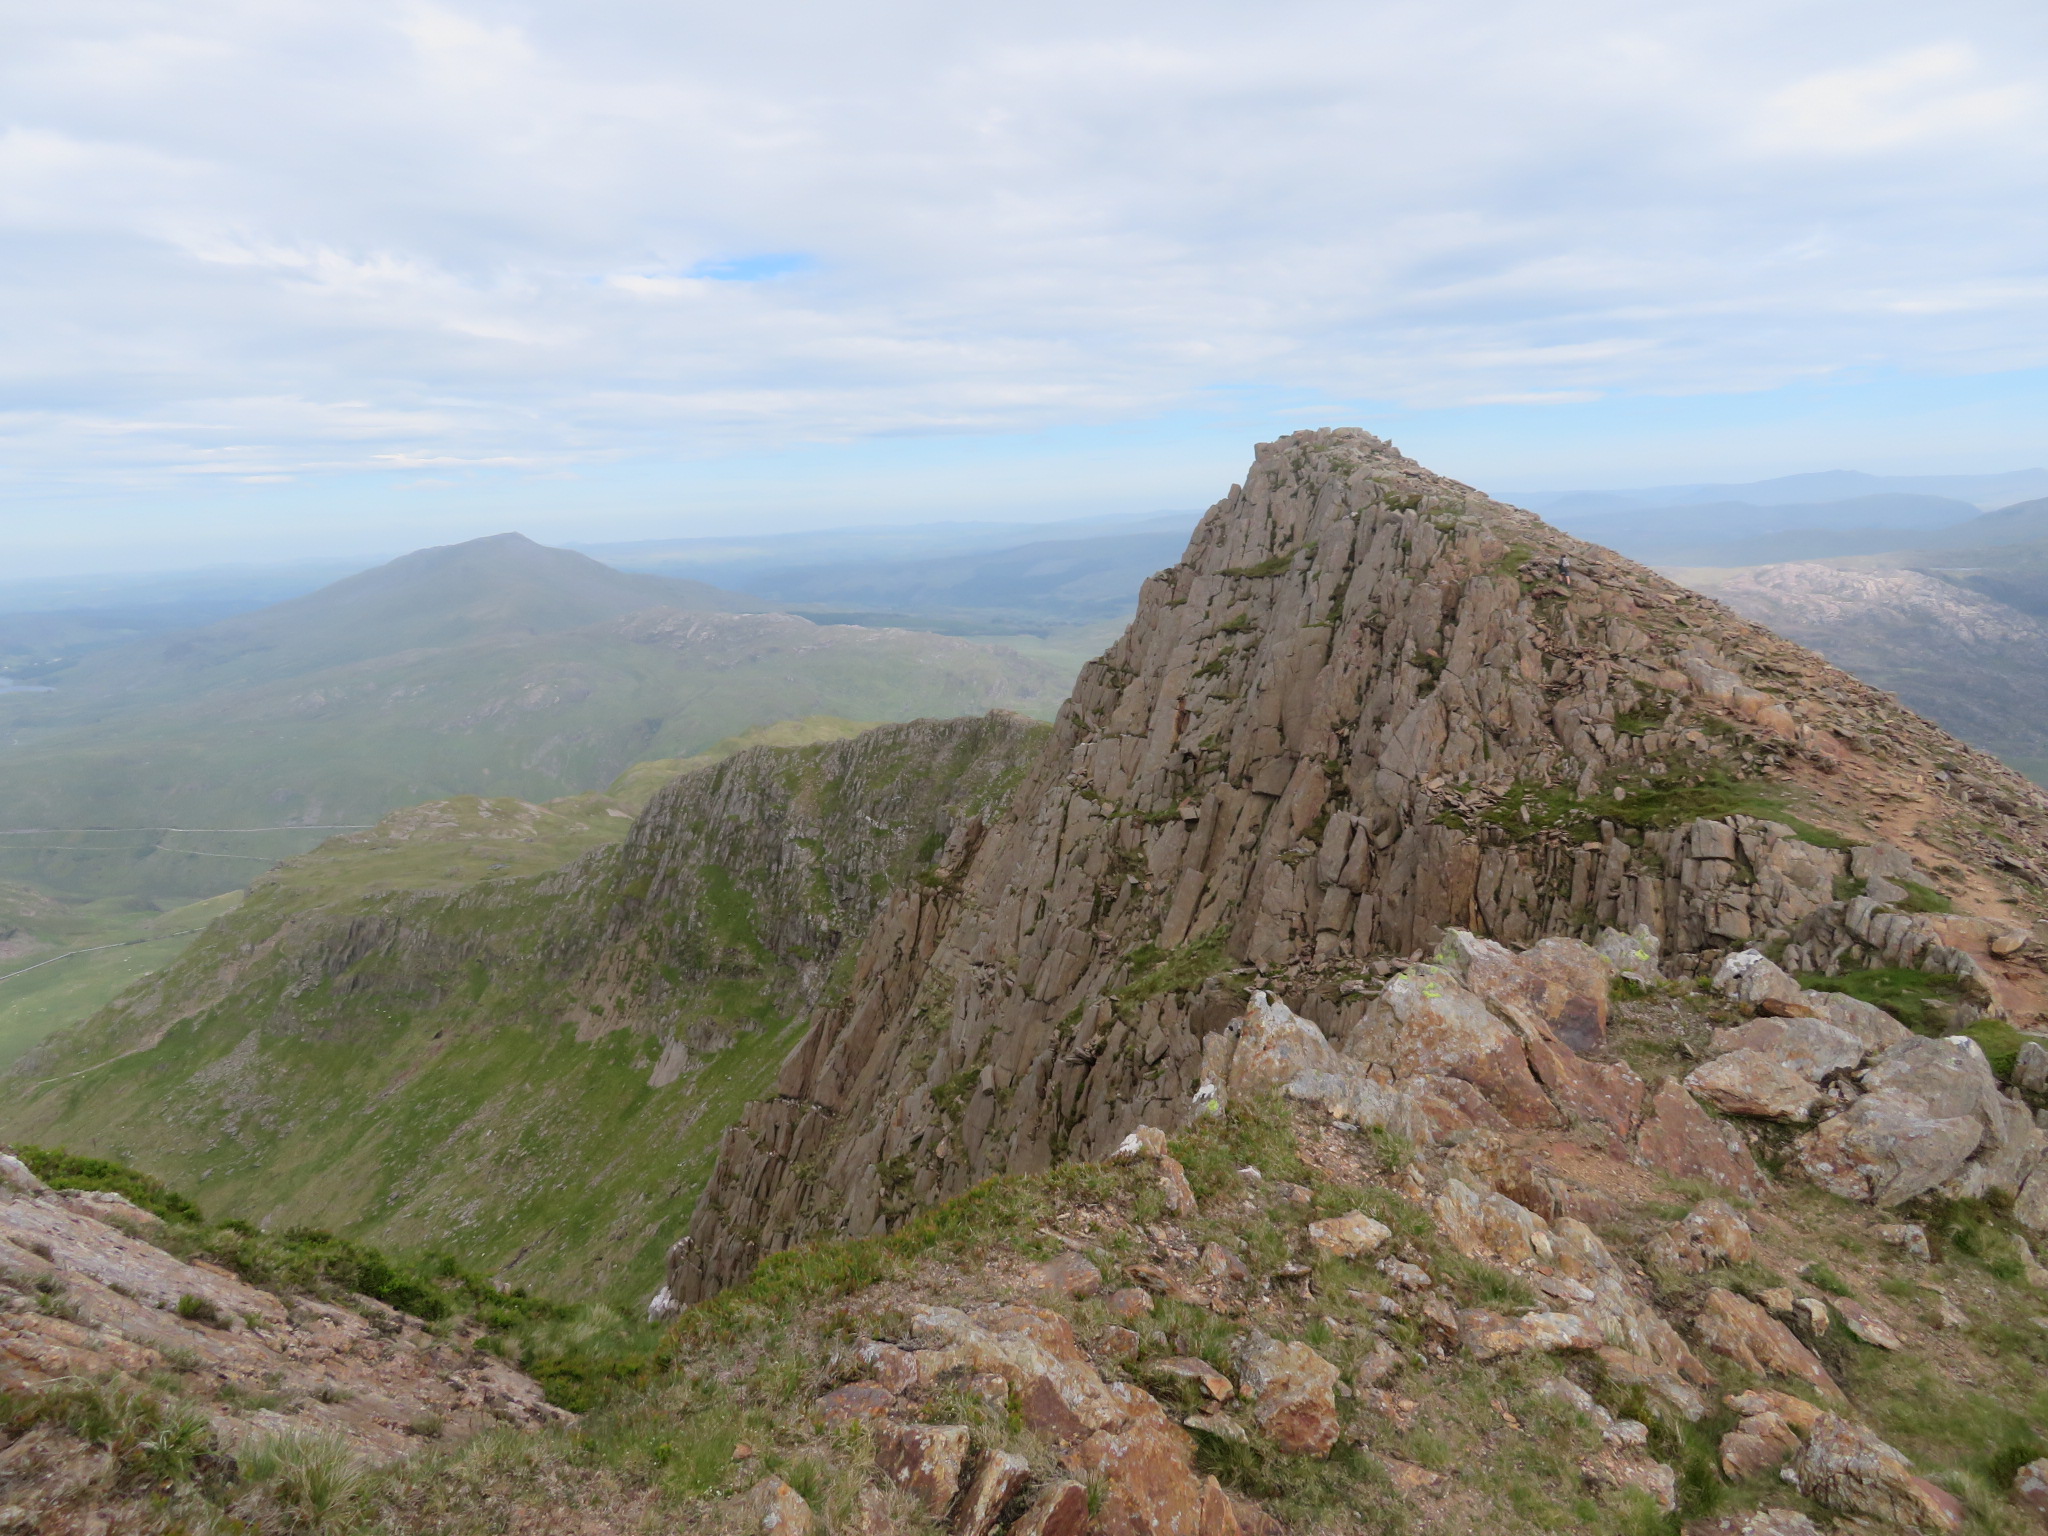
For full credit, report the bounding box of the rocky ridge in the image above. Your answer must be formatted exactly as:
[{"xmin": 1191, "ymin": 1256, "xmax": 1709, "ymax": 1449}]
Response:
[{"xmin": 674, "ymin": 429, "xmax": 2048, "ymax": 1303}]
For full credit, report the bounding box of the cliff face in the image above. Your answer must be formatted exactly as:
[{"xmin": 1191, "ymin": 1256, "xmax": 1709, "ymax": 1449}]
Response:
[
  {"xmin": 675, "ymin": 428, "xmax": 2048, "ymax": 1300},
  {"xmin": 3, "ymin": 714, "xmax": 1043, "ymax": 1298}
]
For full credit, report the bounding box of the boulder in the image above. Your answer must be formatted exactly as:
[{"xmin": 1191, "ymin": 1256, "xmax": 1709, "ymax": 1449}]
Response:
[
  {"xmin": 954, "ymin": 1450, "xmax": 1031, "ymax": 1536},
  {"xmin": 2014, "ymin": 1040, "xmax": 2048, "ymax": 1095},
  {"xmin": 1151, "ymin": 1356, "xmax": 1234, "ymax": 1401},
  {"xmin": 1713, "ymin": 951, "xmax": 1810, "ymax": 1013},
  {"xmin": 1635, "ymin": 1079, "xmax": 1770, "ymax": 1198},
  {"xmin": 1354, "ymin": 1339, "xmax": 1403, "ymax": 1388},
  {"xmin": 1685, "ymin": 1051, "xmax": 1821, "ymax": 1122},
  {"xmin": 1307, "ymin": 1211, "xmax": 1392, "ymax": 1258},
  {"xmin": 1708, "ymin": 1017, "xmax": 1865, "ymax": 1080},
  {"xmin": 1346, "ymin": 966, "xmax": 1557, "ymax": 1126},
  {"xmin": 1458, "ymin": 1309, "xmax": 1603, "ymax": 1361},
  {"xmin": 1437, "ymin": 929, "xmax": 1613, "ymax": 1053},
  {"xmin": 2017, "ymin": 1168, "xmax": 2048, "ymax": 1232},
  {"xmin": 738, "ymin": 1476, "xmax": 815, "ymax": 1536},
  {"xmin": 1233, "ymin": 1334, "xmax": 1340, "ymax": 1456},
  {"xmin": 1030, "ymin": 1253, "xmax": 1103, "ymax": 1299},
  {"xmin": 874, "ymin": 1423, "xmax": 972, "ymax": 1517},
  {"xmin": 1648, "ymin": 1200, "xmax": 1755, "ymax": 1274},
  {"xmin": 1523, "ymin": 1035, "xmax": 1649, "ymax": 1139},
  {"xmin": 1806, "ymin": 991, "xmax": 1912, "ymax": 1055},
  {"xmin": 1796, "ymin": 1094, "xmax": 1983, "ymax": 1207},
  {"xmin": 1104, "ymin": 1287, "xmax": 1154, "ymax": 1320},
  {"xmin": 814, "ymin": 1382, "xmax": 898, "ymax": 1423},
  {"xmin": 1784, "ymin": 1414, "xmax": 1964, "ymax": 1533},
  {"xmin": 1724, "ymin": 1389, "xmax": 1824, "ymax": 1436},
  {"xmin": 1225, "ymin": 992, "xmax": 1419, "ymax": 1139},
  {"xmin": 1719, "ymin": 1412, "xmax": 1802, "ymax": 1479},
  {"xmin": 1694, "ymin": 1289, "xmax": 1842, "ymax": 1400},
  {"xmin": 1009, "ymin": 1481, "xmax": 1091, "ymax": 1536},
  {"xmin": 1832, "ymin": 1299, "xmax": 1903, "ymax": 1350}
]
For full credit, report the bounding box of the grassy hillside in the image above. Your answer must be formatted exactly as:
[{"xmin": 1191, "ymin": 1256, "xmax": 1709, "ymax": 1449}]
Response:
[
  {"xmin": 0, "ymin": 714, "xmax": 1045, "ymax": 1304},
  {"xmin": 0, "ymin": 718, "xmax": 875, "ymax": 1075},
  {"xmin": 0, "ymin": 890, "xmax": 242, "ymax": 1070}
]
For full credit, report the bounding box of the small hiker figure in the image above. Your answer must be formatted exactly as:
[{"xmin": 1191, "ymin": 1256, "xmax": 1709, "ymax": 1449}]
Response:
[{"xmin": 1557, "ymin": 554, "xmax": 1573, "ymax": 585}]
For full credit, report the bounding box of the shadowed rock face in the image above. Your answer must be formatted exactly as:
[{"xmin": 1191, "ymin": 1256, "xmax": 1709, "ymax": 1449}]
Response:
[{"xmin": 673, "ymin": 428, "xmax": 2048, "ymax": 1302}]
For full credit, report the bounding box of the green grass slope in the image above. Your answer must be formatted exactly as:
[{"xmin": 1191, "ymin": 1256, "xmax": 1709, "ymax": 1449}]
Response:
[{"xmin": 0, "ymin": 713, "xmax": 1046, "ymax": 1304}]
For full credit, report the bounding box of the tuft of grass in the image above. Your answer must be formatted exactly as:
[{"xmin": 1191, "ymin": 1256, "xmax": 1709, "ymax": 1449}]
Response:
[
  {"xmin": 176, "ymin": 1292, "xmax": 227, "ymax": 1327},
  {"xmin": 17, "ymin": 1144, "xmax": 205, "ymax": 1223},
  {"xmin": 237, "ymin": 1428, "xmax": 365, "ymax": 1530},
  {"xmin": 1467, "ymin": 767, "xmax": 1852, "ymax": 848},
  {"xmin": 1799, "ymin": 967, "xmax": 1974, "ymax": 1036},
  {"xmin": 1801, "ymin": 1262, "xmax": 1853, "ymax": 1297},
  {"xmin": 1117, "ymin": 929, "xmax": 1234, "ymax": 1009}
]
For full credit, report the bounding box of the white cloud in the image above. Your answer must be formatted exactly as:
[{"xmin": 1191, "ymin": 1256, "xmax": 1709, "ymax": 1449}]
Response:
[
  {"xmin": 1756, "ymin": 43, "xmax": 2034, "ymax": 154},
  {"xmin": 0, "ymin": 0, "xmax": 2043, "ymax": 559}
]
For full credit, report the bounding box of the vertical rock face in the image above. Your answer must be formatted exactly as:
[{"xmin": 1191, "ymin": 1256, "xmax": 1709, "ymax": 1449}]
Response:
[{"xmin": 674, "ymin": 428, "xmax": 2048, "ymax": 1301}]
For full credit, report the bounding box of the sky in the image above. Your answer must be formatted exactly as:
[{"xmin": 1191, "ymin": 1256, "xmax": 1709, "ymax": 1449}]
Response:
[{"xmin": 2, "ymin": 0, "xmax": 2046, "ymax": 574}]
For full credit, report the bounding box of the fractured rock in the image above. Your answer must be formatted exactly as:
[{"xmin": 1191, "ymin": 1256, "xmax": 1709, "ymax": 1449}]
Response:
[
  {"xmin": 874, "ymin": 1422, "xmax": 972, "ymax": 1517},
  {"xmin": 1580, "ymin": 1446, "xmax": 1678, "ymax": 1512},
  {"xmin": 1233, "ymin": 1333, "xmax": 1340, "ymax": 1456},
  {"xmin": 1458, "ymin": 1308, "xmax": 1603, "ymax": 1360},
  {"xmin": 1708, "ymin": 1016, "xmax": 1866, "ymax": 1080},
  {"xmin": 1435, "ymin": 929, "xmax": 1613, "ymax": 1053},
  {"xmin": 1104, "ymin": 1286, "xmax": 1154, "ymax": 1320},
  {"xmin": 953, "ymin": 1450, "xmax": 1031, "ymax": 1536},
  {"xmin": 1694, "ymin": 1289, "xmax": 1842, "ymax": 1400},
  {"xmin": 1635, "ymin": 1079, "xmax": 1770, "ymax": 1198},
  {"xmin": 1685, "ymin": 1051, "xmax": 1821, "ymax": 1122},
  {"xmin": 1307, "ymin": 1211, "xmax": 1392, "ymax": 1258},
  {"xmin": 1009, "ymin": 1480, "xmax": 1091, "ymax": 1536},
  {"xmin": 1647, "ymin": 1200, "xmax": 1755, "ymax": 1274},
  {"xmin": 1784, "ymin": 1414, "xmax": 1964, "ymax": 1533},
  {"xmin": 1346, "ymin": 966, "xmax": 1557, "ymax": 1126},
  {"xmin": 1798, "ymin": 1094, "xmax": 1983, "ymax": 1206},
  {"xmin": 1152, "ymin": 1356, "xmax": 1234, "ymax": 1401},
  {"xmin": 814, "ymin": 1382, "xmax": 898, "ymax": 1423}
]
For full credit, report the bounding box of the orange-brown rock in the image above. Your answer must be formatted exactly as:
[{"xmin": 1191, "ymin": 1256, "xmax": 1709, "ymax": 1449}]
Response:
[
  {"xmin": 1635, "ymin": 1080, "xmax": 1770, "ymax": 1199},
  {"xmin": 874, "ymin": 1422, "xmax": 971, "ymax": 1517},
  {"xmin": 1784, "ymin": 1414, "xmax": 1964, "ymax": 1532},
  {"xmin": 1694, "ymin": 1289, "xmax": 1842, "ymax": 1401},
  {"xmin": 814, "ymin": 1382, "xmax": 898, "ymax": 1423},
  {"xmin": 1010, "ymin": 1480, "xmax": 1091, "ymax": 1536},
  {"xmin": 954, "ymin": 1450, "xmax": 1031, "ymax": 1536},
  {"xmin": 1031, "ymin": 1252, "xmax": 1104, "ymax": 1299},
  {"xmin": 1647, "ymin": 1199, "xmax": 1755, "ymax": 1274},
  {"xmin": 1232, "ymin": 1333, "xmax": 1340, "ymax": 1456}
]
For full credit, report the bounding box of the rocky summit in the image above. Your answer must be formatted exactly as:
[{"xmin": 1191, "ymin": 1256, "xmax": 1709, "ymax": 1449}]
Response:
[{"xmin": 673, "ymin": 427, "xmax": 2048, "ymax": 1304}]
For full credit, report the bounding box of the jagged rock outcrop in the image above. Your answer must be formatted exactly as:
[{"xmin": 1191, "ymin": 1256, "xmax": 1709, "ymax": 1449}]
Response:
[{"xmin": 674, "ymin": 429, "xmax": 2048, "ymax": 1301}]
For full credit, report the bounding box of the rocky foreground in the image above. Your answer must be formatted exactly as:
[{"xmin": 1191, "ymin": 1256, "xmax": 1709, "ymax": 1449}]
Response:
[
  {"xmin": 0, "ymin": 1154, "xmax": 565, "ymax": 1532},
  {"xmin": 638, "ymin": 924, "xmax": 2048, "ymax": 1536}
]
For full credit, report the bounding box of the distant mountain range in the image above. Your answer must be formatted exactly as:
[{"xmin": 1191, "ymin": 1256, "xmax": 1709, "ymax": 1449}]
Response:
[
  {"xmin": 0, "ymin": 534, "xmax": 1065, "ymax": 906},
  {"xmin": 1510, "ymin": 466, "xmax": 2048, "ymax": 517}
]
